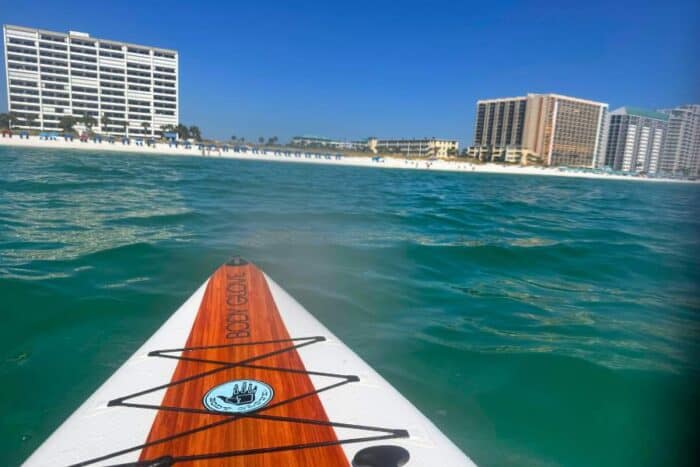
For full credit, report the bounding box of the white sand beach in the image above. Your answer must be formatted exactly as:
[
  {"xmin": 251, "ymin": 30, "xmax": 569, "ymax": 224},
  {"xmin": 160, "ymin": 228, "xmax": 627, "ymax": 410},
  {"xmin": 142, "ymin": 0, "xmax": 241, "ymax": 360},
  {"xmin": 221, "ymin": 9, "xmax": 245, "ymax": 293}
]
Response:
[{"xmin": 1, "ymin": 135, "xmax": 695, "ymax": 183}]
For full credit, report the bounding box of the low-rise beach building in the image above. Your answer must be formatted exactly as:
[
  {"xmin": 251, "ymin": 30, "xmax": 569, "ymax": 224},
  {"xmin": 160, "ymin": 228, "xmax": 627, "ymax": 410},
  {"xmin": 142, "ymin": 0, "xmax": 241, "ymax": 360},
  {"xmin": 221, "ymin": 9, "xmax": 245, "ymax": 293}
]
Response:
[
  {"xmin": 372, "ymin": 138, "xmax": 459, "ymax": 158},
  {"xmin": 291, "ymin": 135, "xmax": 459, "ymax": 158},
  {"xmin": 3, "ymin": 24, "xmax": 178, "ymax": 137},
  {"xmin": 289, "ymin": 135, "xmax": 364, "ymax": 150}
]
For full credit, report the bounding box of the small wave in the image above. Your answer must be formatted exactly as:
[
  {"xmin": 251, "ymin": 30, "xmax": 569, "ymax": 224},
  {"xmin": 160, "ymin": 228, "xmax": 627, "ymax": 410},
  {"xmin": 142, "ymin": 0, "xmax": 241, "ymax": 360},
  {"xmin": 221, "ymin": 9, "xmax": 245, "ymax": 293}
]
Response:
[
  {"xmin": 104, "ymin": 209, "xmax": 197, "ymax": 226},
  {"xmin": 102, "ymin": 276, "xmax": 151, "ymax": 289}
]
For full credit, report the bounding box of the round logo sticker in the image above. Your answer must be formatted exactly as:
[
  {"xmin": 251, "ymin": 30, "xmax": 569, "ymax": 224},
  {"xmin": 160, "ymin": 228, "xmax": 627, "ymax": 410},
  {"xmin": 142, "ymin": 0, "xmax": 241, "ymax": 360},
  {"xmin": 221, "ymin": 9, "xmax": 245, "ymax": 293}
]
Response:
[{"xmin": 202, "ymin": 379, "xmax": 274, "ymax": 414}]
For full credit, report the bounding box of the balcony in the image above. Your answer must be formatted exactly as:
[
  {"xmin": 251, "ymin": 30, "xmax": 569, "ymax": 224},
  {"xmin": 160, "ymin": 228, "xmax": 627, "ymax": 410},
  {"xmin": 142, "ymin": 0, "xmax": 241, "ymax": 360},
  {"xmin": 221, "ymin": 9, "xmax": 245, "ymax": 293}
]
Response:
[
  {"xmin": 38, "ymin": 42, "xmax": 68, "ymax": 51},
  {"xmin": 127, "ymin": 77, "xmax": 151, "ymax": 85},
  {"xmin": 69, "ymin": 49, "xmax": 97, "ymax": 61},
  {"xmin": 7, "ymin": 54, "xmax": 38, "ymax": 65},
  {"xmin": 153, "ymin": 94, "xmax": 176, "ymax": 101},
  {"xmin": 40, "ymin": 58, "xmax": 68, "ymax": 67},
  {"xmin": 10, "ymin": 87, "xmax": 39, "ymax": 99},
  {"xmin": 41, "ymin": 74, "xmax": 69, "ymax": 83},
  {"xmin": 71, "ymin": 71, "xmax": 98, "ymax": 79},
  {"xmin": 98, "ymin": 51, "xmax": 125, "ymax": 61},
  {"xmin": 40, "ymin": 34, "xmax": 66, "ymax": 43},
  {"xmin": 100, "ymin": 81, "xmax": 125, "ymax": 89},
  {"xmin": 7, "ymin": 45, "xmax": 37, "ymax": 56},
  {"xmin": 125, "ymin": 53, "xmax": 151, "ymax": 65},
  {"xmin": 127, "ymin": 86, "xmax": 151, "ymax": 93},
  {"xmin": 8, "ymin": 62, "xmax": 39, "ymax": 73},
  {"xmin": 153, "ymin": 88, "xmax": 176, "ymax": 96},
  {"xmin": 101, "ymin": 89, "xmax": 125, "ymax": 97},
  {"xmin": 128, "ymin": 114, "xmax": 152, "ymax": 121},
  {"xmin": 9, "ymin": 86, "xmax": 39, "ymax": 95},
  {"xmin": 10, "ymin": 96, "xmax": 40, "ymax": 104},
  {"xmin": 7, "ymin": 37, "xmax": 36, "ymax": 47}
]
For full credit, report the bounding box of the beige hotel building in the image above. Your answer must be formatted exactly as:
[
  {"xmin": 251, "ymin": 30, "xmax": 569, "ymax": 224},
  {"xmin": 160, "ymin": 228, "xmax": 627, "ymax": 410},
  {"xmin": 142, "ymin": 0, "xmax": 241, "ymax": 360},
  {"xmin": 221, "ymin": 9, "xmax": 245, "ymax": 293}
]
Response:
[{"xmin": 470, "ymin": 93, "xmax": 608, "ymax": 167}]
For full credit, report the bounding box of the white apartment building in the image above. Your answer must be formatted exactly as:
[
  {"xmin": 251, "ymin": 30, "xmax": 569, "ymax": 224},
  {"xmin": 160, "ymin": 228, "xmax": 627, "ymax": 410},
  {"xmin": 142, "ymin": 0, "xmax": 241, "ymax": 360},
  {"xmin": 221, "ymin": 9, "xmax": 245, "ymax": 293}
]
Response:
[
  {"xmin": 3, "ymin": 24, "xmax": 178, "ymax": 137},
  {"xmin": 603, "ymin": 107, "xmax": 667, "ymax": 174},
  {"xmin": 659, "ymin": 104, "xmax": 700, "ymax": 177}
]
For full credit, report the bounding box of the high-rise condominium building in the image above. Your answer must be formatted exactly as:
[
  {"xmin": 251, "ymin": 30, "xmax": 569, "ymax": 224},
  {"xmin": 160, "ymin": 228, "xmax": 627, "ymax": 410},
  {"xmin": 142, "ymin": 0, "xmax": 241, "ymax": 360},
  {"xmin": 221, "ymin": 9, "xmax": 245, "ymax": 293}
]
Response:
[
  {"xmin": 473, "ymin": 96, "xmax": 528, "ymax": 148},
  {"xmin": 522, "ymin": 94, "xmax": 608, "ymax": 167},
  {"xmin": 3, "ymin": 24, "xmax": 178, "ymax": 137},
  {"xmin": 604, "ymin": 107, "xmax": 667, "ymax": 174},
  {"xmin": 658, "ymin": 105, "xmax": 700, "ymax": 177},
  {"xmin": 470, "ymin": 93, "xmax": 608, "ymax": 167}
]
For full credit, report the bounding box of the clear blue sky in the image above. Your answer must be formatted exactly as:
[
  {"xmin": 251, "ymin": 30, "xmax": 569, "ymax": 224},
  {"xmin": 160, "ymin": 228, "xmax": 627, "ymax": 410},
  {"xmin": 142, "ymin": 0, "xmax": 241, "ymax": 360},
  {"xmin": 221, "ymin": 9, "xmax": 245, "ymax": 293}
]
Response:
[{"xmin": 1, "ymin": 0, "xmax": 698, "ymax": 145}]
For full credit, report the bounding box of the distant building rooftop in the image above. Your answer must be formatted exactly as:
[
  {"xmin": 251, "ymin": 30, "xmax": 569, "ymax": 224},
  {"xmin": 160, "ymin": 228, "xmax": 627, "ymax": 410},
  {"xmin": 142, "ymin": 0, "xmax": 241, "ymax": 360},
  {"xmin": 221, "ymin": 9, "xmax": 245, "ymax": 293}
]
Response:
[
  {"xmin": 613, "ymin": 107, "xmax": 669, "ymax": 121},
  {"xmin": 293, "ymin": 135, "xmax": 335, "ymax": 142},
  {"xmin": 4, "ymin": 24, "xmax": 177, "ymax": 53}
]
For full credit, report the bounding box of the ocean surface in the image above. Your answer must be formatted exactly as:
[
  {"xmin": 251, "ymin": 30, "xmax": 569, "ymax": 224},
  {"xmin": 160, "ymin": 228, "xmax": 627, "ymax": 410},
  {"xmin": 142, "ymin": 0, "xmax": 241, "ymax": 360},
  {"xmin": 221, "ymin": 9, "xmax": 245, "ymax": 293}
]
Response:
[{"xmin": 0, "ymin": 145, "xmax": 698, "ymax": 466}]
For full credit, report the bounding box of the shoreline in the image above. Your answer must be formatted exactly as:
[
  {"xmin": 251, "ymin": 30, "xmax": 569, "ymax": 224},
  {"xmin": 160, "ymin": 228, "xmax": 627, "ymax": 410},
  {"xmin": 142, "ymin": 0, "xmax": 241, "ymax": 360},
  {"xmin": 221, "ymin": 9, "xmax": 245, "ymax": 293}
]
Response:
[{"xmin": 1, "ymin": 136, "xmax": 696, "ymax": 184}]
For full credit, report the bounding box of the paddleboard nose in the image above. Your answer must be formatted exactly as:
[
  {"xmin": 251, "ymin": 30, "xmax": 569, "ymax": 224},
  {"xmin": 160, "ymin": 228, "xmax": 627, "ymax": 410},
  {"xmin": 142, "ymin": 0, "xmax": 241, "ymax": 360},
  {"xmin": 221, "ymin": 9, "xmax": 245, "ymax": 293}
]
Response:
[{"xmin": 226, "ymin": 256, "xmax": 249, "ymax": 266}]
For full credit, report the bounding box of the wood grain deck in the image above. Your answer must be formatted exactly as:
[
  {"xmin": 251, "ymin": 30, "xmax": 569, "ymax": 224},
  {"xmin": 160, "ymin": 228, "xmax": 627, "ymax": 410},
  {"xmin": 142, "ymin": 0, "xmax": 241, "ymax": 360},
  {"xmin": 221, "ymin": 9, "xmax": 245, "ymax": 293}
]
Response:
[{"xmin": 139, "ymin": 261, "xmax": 350, "ymax": 466}]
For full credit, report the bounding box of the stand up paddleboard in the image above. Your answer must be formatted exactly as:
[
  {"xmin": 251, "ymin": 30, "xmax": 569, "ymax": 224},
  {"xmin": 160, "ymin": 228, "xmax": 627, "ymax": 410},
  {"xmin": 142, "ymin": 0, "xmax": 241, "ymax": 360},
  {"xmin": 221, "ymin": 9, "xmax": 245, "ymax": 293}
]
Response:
[{"xmin": 24, "ymin": 257, "xmax": 474, "ymax": 466}]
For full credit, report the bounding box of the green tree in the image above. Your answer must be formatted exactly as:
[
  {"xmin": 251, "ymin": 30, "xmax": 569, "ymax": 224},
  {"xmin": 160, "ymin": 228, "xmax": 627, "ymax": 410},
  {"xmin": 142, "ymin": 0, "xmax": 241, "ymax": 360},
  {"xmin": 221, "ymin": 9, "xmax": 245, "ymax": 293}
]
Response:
[
  {"xmin": 258, "ymin": 136, "xmax": 264, "ymax": 144},
  {"xmin": 188, "ymin": 125, "xmax": 201, "ymax": 141},
  {"xmin": 9, "ymin": 112, "xmax": 19, "ymax": 129},
  {"xmin": 0, "ymin": 113, "xmax": 9, "ymax": 129},
  {"xmin": 101, "ymin": 113, "xmax": 111, "ymax": 133},
  {"xmin": 58, "ymin": 115, "xmax": 78, "ymax": 133},
  {"xmin": 160, "ymin": 124, "xmax": 175, "ymax": 138},
  {"xmin": 230, "ymin": 135, "xmax": 236, "ymax": 142},
  {"xmin": 141, "ymin": 121, "xmax": 150, "ymax": 136},
  {"xmin": 176, "ymin": 124, "xmax": 190, "ymax": 140},
  {"xmin": 25, "ymin": 113, "xmax": 38, "ymax": 129},
  {"xmin": 81, "ymin": 112, "xmax": 96, "ymax": 133}
]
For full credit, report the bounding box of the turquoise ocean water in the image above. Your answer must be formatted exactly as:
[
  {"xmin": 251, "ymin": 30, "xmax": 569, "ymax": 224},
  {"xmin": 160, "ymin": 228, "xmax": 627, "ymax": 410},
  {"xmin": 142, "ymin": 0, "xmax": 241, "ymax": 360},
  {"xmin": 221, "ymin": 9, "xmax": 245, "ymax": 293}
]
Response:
[{"xmin": 0, "ymin": 146, "xmax": 698, "ymax": 466}]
